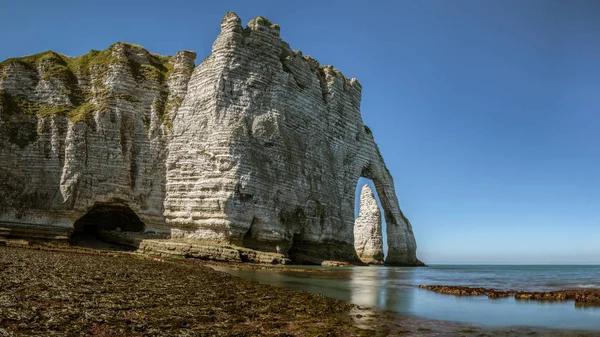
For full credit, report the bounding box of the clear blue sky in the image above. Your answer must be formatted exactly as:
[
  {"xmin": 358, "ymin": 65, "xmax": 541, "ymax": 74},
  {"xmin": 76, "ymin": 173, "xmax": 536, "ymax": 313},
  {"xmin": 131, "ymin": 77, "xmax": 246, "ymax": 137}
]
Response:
[{"xmin": 1, "ymin": 0, "xmax": 598, "ymax": 264}]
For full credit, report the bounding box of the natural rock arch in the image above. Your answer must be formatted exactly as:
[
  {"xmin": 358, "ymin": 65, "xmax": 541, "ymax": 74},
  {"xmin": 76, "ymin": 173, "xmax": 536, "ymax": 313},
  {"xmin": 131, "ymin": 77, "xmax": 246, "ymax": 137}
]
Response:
[
  {"xmin": 351, "ymin": 160, "xmax": 420, "ymax": 266},
  {"xmin": 0, "ymin": 12, "xmax": 422, "ymax": 266}
]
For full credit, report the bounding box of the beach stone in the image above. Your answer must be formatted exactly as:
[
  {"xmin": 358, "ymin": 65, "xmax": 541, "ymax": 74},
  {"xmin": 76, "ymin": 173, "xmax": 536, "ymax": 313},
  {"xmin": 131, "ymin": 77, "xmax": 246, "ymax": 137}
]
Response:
[
  {"xmin": 0, "ymin": 12, "xmax": 421, "ymax": 266},
  {"xmin": 354, "ymin": 185, "xmax": 384, "ymax": 264}
]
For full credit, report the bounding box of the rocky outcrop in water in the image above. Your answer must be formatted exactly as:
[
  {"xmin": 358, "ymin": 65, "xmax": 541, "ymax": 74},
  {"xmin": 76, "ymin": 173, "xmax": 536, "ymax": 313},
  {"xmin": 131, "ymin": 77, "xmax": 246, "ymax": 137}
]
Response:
[
  {"xmin": 0, "ymin": 12, "xmax": 421, "ymax": 265},
  {"xmin": 419, "ymin": 285, "xmax": 600, "ymax": 305},
  {"xmin": 354, "ymin": 185, "xmax": 384, "ymax": 264}
]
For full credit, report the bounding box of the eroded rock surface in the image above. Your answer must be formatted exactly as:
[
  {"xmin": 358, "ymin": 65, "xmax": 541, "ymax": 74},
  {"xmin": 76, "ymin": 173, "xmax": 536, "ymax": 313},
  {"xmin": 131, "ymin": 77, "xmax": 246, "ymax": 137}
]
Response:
[
  {"xmin": 354, "ymin": 185, "xmax": 384, "ymax": 264},
  {"xmin": 0, "ymin": 43, "xmax": 195, "ymax": 234},
  {"xmin": 0, "ymin": 12, "xmax": 421, "ymax": 265}
]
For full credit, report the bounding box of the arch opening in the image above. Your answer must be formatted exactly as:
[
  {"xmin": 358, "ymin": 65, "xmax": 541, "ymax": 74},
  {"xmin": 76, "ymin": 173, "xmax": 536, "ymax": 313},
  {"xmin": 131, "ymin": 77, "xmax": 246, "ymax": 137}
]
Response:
[
  {"xmin": 353, "ymin": 177, "xmax": 386, "ymax": 265},
  {"xmin": 69, "ymin": 203, "xmax": 145, "ymax": 249}
]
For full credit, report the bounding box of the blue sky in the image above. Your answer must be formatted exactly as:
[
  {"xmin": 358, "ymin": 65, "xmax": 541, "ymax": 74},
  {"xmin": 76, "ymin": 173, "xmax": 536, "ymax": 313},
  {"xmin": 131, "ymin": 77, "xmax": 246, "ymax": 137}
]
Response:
[{"xmin": 1, "ymin": 0, "xmax": 598, "ymax": 264}]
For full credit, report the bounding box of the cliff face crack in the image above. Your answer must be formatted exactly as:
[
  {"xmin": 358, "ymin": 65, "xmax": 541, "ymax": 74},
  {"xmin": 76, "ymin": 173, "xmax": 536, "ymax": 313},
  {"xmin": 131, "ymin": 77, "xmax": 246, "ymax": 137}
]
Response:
[
  {"xmin": 316, "ymin": 67, "xmax": 330, "ymax": 104},
  {"xmin": 0, "ymin": 12, "xmax": 421, "ymax": 266}
]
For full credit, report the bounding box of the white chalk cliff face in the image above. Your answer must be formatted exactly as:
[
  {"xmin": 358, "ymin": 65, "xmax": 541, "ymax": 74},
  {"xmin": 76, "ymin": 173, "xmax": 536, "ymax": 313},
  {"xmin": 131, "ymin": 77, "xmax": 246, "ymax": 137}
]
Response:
[
  {"xmin": 0, "ymin": 12, "xmax": 422, "ymax": 265},
  {"xmin": 354, "ymin": 185, "xmax": 384, "ymax": 265}
]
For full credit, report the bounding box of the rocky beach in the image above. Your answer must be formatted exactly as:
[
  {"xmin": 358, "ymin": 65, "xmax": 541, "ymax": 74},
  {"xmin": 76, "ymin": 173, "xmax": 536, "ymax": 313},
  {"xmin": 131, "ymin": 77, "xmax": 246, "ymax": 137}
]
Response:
[{"xmin": 1, "ymin": 244, "xmax": 599, "ymax": 337}]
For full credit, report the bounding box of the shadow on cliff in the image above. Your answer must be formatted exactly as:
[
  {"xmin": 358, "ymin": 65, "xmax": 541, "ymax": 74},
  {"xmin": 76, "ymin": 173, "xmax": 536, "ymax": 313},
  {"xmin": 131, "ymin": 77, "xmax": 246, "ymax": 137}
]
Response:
[{"xmin": 69, "ymin": 203, "xmax": 144, "ymax": 252}]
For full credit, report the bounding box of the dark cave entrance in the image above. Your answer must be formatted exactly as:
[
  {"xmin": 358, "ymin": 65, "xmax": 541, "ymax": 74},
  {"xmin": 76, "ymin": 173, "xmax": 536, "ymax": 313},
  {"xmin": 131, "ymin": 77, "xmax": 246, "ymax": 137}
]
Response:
[
  {"xmin": 69, "ymin": 203, "xmax": 145, "ymax": 250},
  {"xmin": 241, "ymin": 217, "xmax": 267, "ymax": 252},
  {"xmin": 276, "ymin": 207, "xmax": 314, "ymax": 264},
  {"xmin": 287, "ymin": 233, "xmax": 322, "ymax": 265}
]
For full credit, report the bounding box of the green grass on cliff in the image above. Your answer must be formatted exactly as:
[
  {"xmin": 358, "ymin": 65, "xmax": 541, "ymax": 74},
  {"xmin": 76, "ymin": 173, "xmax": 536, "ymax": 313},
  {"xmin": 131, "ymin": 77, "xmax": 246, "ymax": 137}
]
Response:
[
  {"xmin": 0, "ymin": 43, "xmax": 175, "ymax": 124},
  {"xmin": 0, "ymin": 89, "xmax": 93, "ymax": 123},
  {"xmin": 0, "ymin": 43, "xmax": 173, "ymax": 83}
]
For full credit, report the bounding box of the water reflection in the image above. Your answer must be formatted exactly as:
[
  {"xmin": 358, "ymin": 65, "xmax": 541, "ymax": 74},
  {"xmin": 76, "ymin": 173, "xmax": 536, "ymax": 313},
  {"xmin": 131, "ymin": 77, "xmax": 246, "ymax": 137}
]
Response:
[
  {"xmin": 217, "ymin": 267, "xmax": 356, "ymax": 303},
  {"xmin": 213, "ymin": 265, "xmax": 600, "ymax": 330},
  {"xmin": 348, "ymin": 267, "xmax": 416, "ymax": 311},
  {"xmin": 348, "ymin": 267, "xmax": 384, "ymax": 307}
]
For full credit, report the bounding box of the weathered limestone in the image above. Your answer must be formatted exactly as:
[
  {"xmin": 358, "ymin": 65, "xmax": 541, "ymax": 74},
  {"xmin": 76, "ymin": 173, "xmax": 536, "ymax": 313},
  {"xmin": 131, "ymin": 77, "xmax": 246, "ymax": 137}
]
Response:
[
  {"xmin": 0, "ymin": 44, "xmax": 195, "ymax": 235},
  {"xmin": 354, "ymin": 185, "xmax": 384, "ymax": 264},
  {"xmin": 94, "ymin": 231, "xmax": 288, "ymax": 264},
  {"xmin": 0, "ymin": 12, "xmax": 422, "ymax": 265}
]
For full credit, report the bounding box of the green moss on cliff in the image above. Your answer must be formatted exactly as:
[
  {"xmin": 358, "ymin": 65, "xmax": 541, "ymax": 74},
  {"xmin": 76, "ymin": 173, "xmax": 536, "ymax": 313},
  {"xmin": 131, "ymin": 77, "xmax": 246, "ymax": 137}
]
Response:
[
  {"xmin": 0, "ymin": 43, "xmax": 174, "ymax": 88},
  {"xmin": 39, "ymin": 52, "xmax": 77, "ymax": 84},
  {"xmin": 0, "ymin": 90, "xmax": 39, "ymax": 147},
  {"xmin": 140, "ymin": 63, "xmax": 163, "ymax": 82},
  {"xmin": 0, "ymin": 44, "xmax": 174, "ymax": 84},
  {"xmin": 0, "ymin": 51, "xmax": 91, "ymax": 113},
  {"xmin": 0, "ymin": 90, "xmax": 13, "ymax": 112},
  {"xmin": 72, "ymin": 49, "xmax": 117, "ymax": 80},
  {"xmin": 162, "ymin": 96, "xmax": 183, "ymax": 129},
  {"xmin": 1, "ymin": 90, "xmax": 30, "ymax": 115},
  {"xmin": 38, "ymin": 104, "xmax": 72, "ymax": 116},
  {"xmin": 0, "ymin": 43, "xmax": 176, "ymax": 125},
  {"xmin": 0, "ymin": 51, "xmax": 47, "ymax": 72},
  {"xmin": 109, "ymin": 42, "xmax": 174, "ymax": 83},
  {"xmin": 68, "ymin": 102, "xmax": 96, "ymax": 123},
  {"xmin": 0, "ymin": 90, "xmax": 84, "ymax": 119}
]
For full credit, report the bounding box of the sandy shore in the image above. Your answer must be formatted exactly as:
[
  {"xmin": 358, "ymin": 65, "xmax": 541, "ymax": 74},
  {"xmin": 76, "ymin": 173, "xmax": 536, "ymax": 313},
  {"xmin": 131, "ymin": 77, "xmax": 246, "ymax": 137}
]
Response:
[{"xmin": 1, "ymin": 245, "xmax": 598, "ymax": 336}]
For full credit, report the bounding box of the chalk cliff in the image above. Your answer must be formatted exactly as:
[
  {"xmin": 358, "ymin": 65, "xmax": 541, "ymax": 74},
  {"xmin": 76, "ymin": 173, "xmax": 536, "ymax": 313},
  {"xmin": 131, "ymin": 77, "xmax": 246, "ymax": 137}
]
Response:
[{"xmin": 0, "ymin": 12, "xmax": 421, "ymax": 265}]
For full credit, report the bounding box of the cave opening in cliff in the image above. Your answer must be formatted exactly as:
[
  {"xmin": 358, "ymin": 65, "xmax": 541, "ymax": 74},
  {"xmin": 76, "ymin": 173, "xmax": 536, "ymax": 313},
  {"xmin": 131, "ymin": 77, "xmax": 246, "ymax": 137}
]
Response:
[
  {"xmin": 287, "ymin": 234, "xmax": 321, "ymax": 265},
  {"xmin": 354, "ymin": 177, "xmax": 387, "ymax": 263},
  {"xmin": 69, "ymin": 203, "xmax": 145, "ymax": 249},
  {"xmin": 276, "ymin": 208, "xmax": 316, "ymax": 264}
]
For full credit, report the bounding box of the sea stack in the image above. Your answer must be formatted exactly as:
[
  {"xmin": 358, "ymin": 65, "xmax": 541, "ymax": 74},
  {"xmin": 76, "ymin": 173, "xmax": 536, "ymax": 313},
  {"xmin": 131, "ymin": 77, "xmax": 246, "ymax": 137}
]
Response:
[{"xmin": 354, "ymin": 184, "xmax": 385, "ymax": 264}]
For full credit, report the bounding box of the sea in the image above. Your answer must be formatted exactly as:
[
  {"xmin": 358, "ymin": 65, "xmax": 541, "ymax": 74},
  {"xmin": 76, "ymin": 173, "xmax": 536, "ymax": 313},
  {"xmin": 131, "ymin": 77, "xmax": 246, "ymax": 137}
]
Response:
[{"xmin": 213, "ymin": 264, "xmax": 600, "ymax": 331}]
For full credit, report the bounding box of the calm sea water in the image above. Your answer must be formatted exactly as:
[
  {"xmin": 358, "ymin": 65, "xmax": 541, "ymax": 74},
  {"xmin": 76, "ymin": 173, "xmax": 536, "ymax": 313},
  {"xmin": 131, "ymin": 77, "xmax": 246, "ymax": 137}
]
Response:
[{"xmin": 213, "ymin": 264, "xmax": 600, "ymax": 330}]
